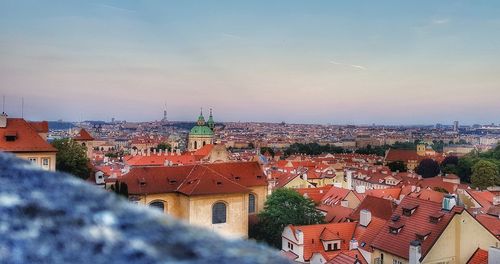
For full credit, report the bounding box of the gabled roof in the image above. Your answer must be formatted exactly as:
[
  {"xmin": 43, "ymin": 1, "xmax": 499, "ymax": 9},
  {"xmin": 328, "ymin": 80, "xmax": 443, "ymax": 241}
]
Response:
[
  {"xmin": 371, "ymin": 196, "xmax": 459, "ymax": 260},
  {"xmin": 321, "ymin": 186, "xmax": 352, "ymax": 206},
  {"xmin": 353, "ymin": 216, "xmax": 387, "ymax": 253},
  {"xmin": 120, "ymin": 162, "xmax": 266, "ymax": 196},
  {"xmin": 467, "ymin": 248, "xmax": 488, "ymax": 264},
  {"xmin": 317, "ymin": 204, "xmax": 354, "ymax": 223},
  {"xmin": 466, "ymin": 190, "xmax": 495, "ymax": 211},
  {"xmin": 289, "ymin": 222, "xmax": 358, "ymax": 261},
  {"xmin": 297, "ymin": 186, "xmax": 332, "ymax": 204},
  {"xmin": 326, "ymin": 249, "xmax": 367, "ymax": 264},
  {"xmin": 364, "ymin": 188, "xmax": 402, "ymax": 200},
  {"xmin": 475, "ymin": 214, "xmax": 500, "ymax": 238},
  {"xmin": 0, "ymin": 118, "xmax": 57, "ymax": 152},
  {"xmin": 385, "ymin": 149, "xmax": 420, "ymax": 162},
  {"xmin": 349, "ymin": 195, "xmax": 395, "ymax": 221},
  {"xmin": 28, "ymin": 121, "xmax": 49, "ymax": 133},
  {"xmin": 73, "ymin": 128, "xmax": 94, "ymax": 141}
]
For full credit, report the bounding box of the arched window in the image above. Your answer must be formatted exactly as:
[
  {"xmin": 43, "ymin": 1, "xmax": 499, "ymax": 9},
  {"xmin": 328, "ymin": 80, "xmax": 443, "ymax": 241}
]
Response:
[
  {"xmin": 249, "ymin": 193, "xmax": 256, "ymax": 213},
  {"xmin": 203, "ymin": 141, "xmax": 206, "ymax": 146},
  {"xmin": 194, "ymin": 141, "xmax": 198, "ymax": 149},
  {"xmin": 149, "ymin": 201, "xmax": 165, "ymax": 212},
  {"xmin": 212, "ymin": 202, "xmax": 227, "ymax": 224}
]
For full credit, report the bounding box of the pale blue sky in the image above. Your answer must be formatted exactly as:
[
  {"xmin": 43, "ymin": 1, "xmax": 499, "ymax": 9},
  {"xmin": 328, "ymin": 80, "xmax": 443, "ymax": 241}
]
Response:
[{"xmin": 1, "ymin": 1, "xmax": 499, "ymax": 124}]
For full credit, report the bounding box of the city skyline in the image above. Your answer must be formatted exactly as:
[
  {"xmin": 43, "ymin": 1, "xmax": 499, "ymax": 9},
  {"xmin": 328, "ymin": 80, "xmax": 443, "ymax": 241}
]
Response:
[{"xmin": 1, "ymin": 1, "xmax": 500, "ymax": 124}]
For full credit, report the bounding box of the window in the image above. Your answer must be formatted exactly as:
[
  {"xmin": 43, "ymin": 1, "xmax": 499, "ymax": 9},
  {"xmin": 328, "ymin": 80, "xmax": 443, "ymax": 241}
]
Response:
[
  {"xmin": 149, "ymin": 201, "xmax": 165, "ymax": 212},
  {"xmin": 42, "ymin": 158, "xmax": 50, "ymax": 169},
  {"xmin": 393, "ymin": 260, "xmax": 403, "ymax": 264},
  {"xmin": 287, "ymin": 242, "xmax": 294, "ymax": 250},
  {"xmin": 212, "ymin": 202, "xmax": 227, "ymax": 224},
  {"xmin": 28, "ymin": 157, "xmax": 37, "ymax": 164},
  {"xmin": 249, "ymin": 193, "xmax": 256, "ymax": 213},
  {"xmin": 194, "ymin": 141, "xmax": 197, "ymax": 149}
]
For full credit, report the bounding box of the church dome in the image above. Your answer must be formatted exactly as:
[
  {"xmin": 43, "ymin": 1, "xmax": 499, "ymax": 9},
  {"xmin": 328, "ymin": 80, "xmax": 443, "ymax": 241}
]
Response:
[{"xmin": 190, "ymin": 125, "xmax": 214, "ymax": 136}]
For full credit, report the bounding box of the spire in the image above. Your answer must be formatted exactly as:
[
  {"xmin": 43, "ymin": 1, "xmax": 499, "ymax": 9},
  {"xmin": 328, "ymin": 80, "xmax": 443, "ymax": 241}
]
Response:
[
  {"xmin": 197, "ymin": 107, "xmax": 206, "ymax": 126},
  {"xmin": 207, "ymin": 108, "xmax": 215, "ymax": 130}
]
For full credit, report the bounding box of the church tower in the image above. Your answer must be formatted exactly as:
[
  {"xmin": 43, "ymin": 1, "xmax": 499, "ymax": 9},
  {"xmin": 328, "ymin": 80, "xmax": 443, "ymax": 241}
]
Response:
[{"xmin": 187, "ymin": 108, "xmax": 215, "ymax": 151}]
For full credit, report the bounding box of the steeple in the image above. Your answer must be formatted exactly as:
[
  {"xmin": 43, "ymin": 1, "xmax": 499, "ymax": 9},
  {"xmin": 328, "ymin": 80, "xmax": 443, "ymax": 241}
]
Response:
[
  {"xmin": 197, "ymin": 108, "xmax": 206, "ymax": 126},
  {"xmin": 207, "ymin": 108, "xmax": 215, "ymax": 130}
]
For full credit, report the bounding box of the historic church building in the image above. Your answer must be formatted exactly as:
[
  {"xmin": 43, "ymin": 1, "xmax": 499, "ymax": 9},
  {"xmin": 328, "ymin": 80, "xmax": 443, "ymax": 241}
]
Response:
[{"xmin": 188, "ymin": 109, "xmax": 215, "ymax": 151}]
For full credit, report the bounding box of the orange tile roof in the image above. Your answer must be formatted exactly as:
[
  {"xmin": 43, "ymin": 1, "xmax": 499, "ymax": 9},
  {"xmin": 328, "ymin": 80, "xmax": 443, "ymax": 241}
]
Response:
[
  {"xmin": 419, "ymin": 177, "xmax": 458, "ymax": 193},
  {"xmin": 353, "ymin": 216, "xmax": 387, "ymax": 253},
  {"xmin": 371, "ymin": 196, "xmax": 460, "ymax": 260},
  {"xmin": 297, "ymin": 186, "xmax": 332, "ymax": 204},
  {"xmin": 349, "ymin": 195, "xmax": 395, "ymax": 221},
  {"xmin": 326, "ymin": 249, "xmax": 367, "ymax": 264},
  {"xmin": 0, "ymin": 118, "xmax": 57, "ymax": 152},
  {"xmin": 289, "ymin": 222, "xmax": 358, "ymax": 261},
  {"xmin": 73, "ymin": 128, "xmax": 94, "ymax": 141},
  {"xmin": 28, "ymin": 121, "xmax": 49, "ymax": 133},
  {"xmin": 120, "ymin": 161, "xmax": 266, "ymax": 196},
  {"xmin": 475, "ymin": 214, "xmax": 500, "ymax": 238},
  {"xmin": 467, "ymin": 248, "xmax": 488, "ymax": 264},
  {"xmin": 467, "ymin": 190, "xmax": 495, "ymax": 211},
  {"xmin": 365, "ymin": 188, "xmax": 402, "ymax": 200},
  {"xmin": 317, "ymin": 204, "xmax": 354, "ymax": 223},
  {"xmin": 193, "ymin": 144, "xmax": 214, "ymax": 157},
  {"xmin": 321, "ymin": 186, "xmax": 352, "ymax": 206},
  {"xmin": 124, "ymin": 154, "xmax": 197, "ymax": 166},
  {"xmin": 415, "ymin": 189, "xmax": 444, "ymax": 203}
]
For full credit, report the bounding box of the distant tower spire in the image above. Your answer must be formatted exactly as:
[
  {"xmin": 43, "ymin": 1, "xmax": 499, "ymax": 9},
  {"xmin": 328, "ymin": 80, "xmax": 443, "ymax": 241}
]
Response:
[{"xmin": 207, "ymin": 108, "xmax": 215, "ymax": 130}]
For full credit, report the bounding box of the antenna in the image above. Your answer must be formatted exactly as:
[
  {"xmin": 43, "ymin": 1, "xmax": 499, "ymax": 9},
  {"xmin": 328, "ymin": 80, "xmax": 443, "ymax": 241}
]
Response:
[{"xmin": 2, "ymin": 95, "xmax": 5, "ymax": 114}]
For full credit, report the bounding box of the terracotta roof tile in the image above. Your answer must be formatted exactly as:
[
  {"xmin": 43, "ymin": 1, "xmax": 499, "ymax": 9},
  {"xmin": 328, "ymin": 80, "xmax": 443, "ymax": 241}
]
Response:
[
  {"xmin": 467, "ymin": 248, "xmax": 488, "ymax": 264},
  {"xmin": 73, "ymin": 128, "xmax": 94, "ymax": 141},
  {"xmin": 371, "ymin": 196, "xmax": 459, "ymax": 260},
  {"xmin": 349, "ymin": 195, "xmax": 396, "ymax": 221},
  {"xmin": 0, "ymin": 118, "xmax": 57, "ymax": 152}
]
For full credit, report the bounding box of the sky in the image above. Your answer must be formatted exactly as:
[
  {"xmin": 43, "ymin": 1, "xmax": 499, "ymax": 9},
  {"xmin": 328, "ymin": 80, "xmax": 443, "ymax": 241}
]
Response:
[{"xmin": 0, "ymin": 1, "xmax": 499, "ymax": 125}]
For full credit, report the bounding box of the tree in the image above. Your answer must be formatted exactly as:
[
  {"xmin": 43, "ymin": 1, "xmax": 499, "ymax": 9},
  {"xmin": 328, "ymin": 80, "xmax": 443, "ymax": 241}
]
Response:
[
  {"xmin": 156, "ymin": 142, "xmax": 171, "ymax": 152},
  {"xmin": 250, "ymin": 189, "xmax": 324, "ymax": 248},
  {"xmin": 52, "ymin": 138, "xmax": 90, "ymax": 179},
  {"xmin": 260, "ymin": 147, "xmax": 275, "ymax": 158},
  {"xmin": 441, "ymin": 156, "xmax": 459, "ymax": 175},
  {"xmin": 387, "ymin": 160, "xmax": 407, "ymax": 172},
  {"xmin": 416, "ymin": 159, "xmax": 440, "ymax": 178},
  {"xmin": 471, "ymin": 160, "xmax": 500, "ymax": 190}
]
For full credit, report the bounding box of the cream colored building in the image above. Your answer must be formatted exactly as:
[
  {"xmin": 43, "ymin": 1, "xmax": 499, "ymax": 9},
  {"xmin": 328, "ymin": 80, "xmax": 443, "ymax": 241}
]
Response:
[
  {"xmin": 0, "ymin": 114, "xmax": 57, "ymax": 171},
  {"xmin": 118, "ymin": 162, "xmax": 268, "ymax": 238}
]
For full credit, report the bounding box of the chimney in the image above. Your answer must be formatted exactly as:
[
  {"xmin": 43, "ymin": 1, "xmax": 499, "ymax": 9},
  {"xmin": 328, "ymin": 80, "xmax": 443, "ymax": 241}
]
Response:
[
  {"xmin": 442, "ymin": 194, "xmax": 457, "ymax": 211},
  {"xmin": 359, "ymin": 209, "xmax": 371, "ymax": 227},
  {"xmin": 349, "ymin": 239, "xmax": 359, "ymax": 250},
  {"xmin": 409, "ymin": 240, "xmax": 421, "ymax": 264},
  {"xmin": 493, "ymin": 196, "xmax": 500, "ymax": 206},
  {"xmin": 0, "ymin": 112, "xmax": 7, "ymax": 128},
  {"xmin": 489, "ymin": 246, "xmax": 500, "ymax": 264}
]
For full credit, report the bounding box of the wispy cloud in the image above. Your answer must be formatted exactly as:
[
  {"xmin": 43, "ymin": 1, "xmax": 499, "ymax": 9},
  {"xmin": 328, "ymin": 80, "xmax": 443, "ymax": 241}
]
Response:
[
  {"xmin": 432, "ymin": 18, "xmax": 450, "ymax": 25},
  {"xmin": 329, "ymin": 60, "xmax": 367, "ymax": 70},
  {"xmin": 97, "ymin": 4, "xmax": 135, "ymax": 13},
  {"xmin": 221, "ymin": 32, "xmax": 242, "ymax": 40}
]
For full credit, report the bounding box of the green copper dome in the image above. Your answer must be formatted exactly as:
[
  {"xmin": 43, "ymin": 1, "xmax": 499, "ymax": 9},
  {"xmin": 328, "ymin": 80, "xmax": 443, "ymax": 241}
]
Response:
[{"xmin": 190, "ymin": 125, "xmax": 214, "ymax": 136}]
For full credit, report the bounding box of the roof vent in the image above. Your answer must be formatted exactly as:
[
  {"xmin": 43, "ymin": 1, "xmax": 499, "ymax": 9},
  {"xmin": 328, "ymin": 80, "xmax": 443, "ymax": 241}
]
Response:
[
  {"xmin": 5, "ymin": 130, "xmax": 17, "ymax": 141},
  {"xmin": 429, "ymin": 212, "xmax": 444, "ymax": 223},
  {"xmin": 216, "ymin": 181, "xmax": 222, "ymax": 185},
  {"xmin": 402, "ymin": 204, "xmax": 419, "ymax": 216},
  {"xmin": 416, "ymin": 231, "xmax": 431, "ymax": 241},
  {"xmin": 391, "ymin": 214, "xmax": 401, "ymax": 222}
]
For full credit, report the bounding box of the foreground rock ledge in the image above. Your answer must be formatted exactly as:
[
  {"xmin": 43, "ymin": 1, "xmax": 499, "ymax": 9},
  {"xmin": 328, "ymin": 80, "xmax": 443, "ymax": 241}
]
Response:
[{"xmin": 0, "ymin": 153, "xmax": 289, "ymax": 264}]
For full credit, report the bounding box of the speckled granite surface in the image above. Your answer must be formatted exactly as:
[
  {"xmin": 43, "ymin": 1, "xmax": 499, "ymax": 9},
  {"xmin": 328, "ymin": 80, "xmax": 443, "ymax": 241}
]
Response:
[{"xmin": 0, "ymin": 153, "xmax": 288, "ymax": 264}]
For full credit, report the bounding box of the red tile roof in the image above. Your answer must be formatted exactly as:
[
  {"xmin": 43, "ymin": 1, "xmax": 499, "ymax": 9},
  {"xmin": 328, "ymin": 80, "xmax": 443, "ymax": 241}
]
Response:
[
  {"xmin": 120, "ymin": 162, "xmax": 266, "ymax": 196},
  {"xmin": 349, "ymin": 195, "xmax": 395, "ymax": 221},
  {"xmin": 193, "ymin": 144, "xmax": 214, "ymax": 157},
  {"xmin": 353, "ymin": 216, "xmax": 387, "ymax": 253},
  {"xmin": 326, "ymin": 249, "xmax": 367, "ymax": 264},
  {"xmin": 317, "ymin": 204, "xmax": 354, "ymax": 223},
  {"xmin": 73, "ymin": 128, "xmax": 94, "ymax": 141},
  {"xmin": 475, "ymin": 214, "xmax": 500, "ymax": 238},
  {"xmin": 467, "ymin": 190, "xmax": 495, "ymax": 211},
  {"xmin": 124, "ymin": 154, "xmax": 197, "ymax": 167},
  {"xmin": 467, "ymin": 248, "xmax": 488, "ymax": 264},
  {"xmin": 371, "ymin": 196, "xmax": 459, "ymax": 260},
  {"xmin": 288, "ymin": 222, "xmax": 358, "ymax": 261},
  {"xmin": 321, "ymin": 187, "xmax": 352, "ymax": 206},
  {"xmin": 385, "ymin": 149, "xmax": 420, "ymax": 162},
  {"xmin": 365, "ymin": 188, "xmax": 402, "ymax": 200},
  {"xmin": 28, "ymin": 121, "xmax": 49, "ymax": 133},
  {"xmin": 297, "ymin": 186, "xmax": 332, "ymax": 204},
  {"xmin": 0, "ymin": 118, "xmax": 57, "ymax": 152}
]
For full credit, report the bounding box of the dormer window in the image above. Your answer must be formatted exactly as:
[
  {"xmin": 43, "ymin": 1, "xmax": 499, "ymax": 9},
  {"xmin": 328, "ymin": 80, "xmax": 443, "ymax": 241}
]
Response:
[
  {"xmin": 5, "ymin": 131, "xmax": 17, "ymax": 141},
  {"xmin": 388, "ymin": 222, "xmax": 404, "ymax": 234},
  {"xmin": 429, "ymin": 212, "xmax": 444, "ymax": 223},
  {"xmin": 416, "ymin": 231, "xmax": 431, "ymax": 241},
  {"xmin": 402, "ymin": 204, "xmax": 419, "ymax": 216}
]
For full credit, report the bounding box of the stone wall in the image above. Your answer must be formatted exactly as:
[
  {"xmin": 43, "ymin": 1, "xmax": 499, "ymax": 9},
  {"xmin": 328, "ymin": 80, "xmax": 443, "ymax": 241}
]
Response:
[{"xmin": 0, "ymin": 153, "xmax": 289, "ymax": 264}]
